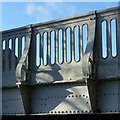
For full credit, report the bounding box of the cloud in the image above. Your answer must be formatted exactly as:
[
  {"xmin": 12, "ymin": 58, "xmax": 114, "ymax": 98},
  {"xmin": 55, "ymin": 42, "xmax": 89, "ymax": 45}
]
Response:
[
  {"xmin": 25, "ymin": 3, "xmax": 36, "ymax": 16},
  {"xmin": 25, "ymin": 2, "xmax": 78, "ymax": 23}
]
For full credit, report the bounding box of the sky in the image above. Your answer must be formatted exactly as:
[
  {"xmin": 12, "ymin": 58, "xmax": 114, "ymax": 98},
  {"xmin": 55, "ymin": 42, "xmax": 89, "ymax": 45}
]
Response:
[{"xmin": 1, "ymin": 1, "xmax": 119, "ymax": 31}]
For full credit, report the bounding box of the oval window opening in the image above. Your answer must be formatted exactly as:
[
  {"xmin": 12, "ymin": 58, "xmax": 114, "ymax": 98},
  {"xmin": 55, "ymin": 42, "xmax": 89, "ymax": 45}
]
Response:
[
  {"xmin": 66, "ymin": 27, "xmax": 71, "ymax": 63},
  {"xmin": 82, "ymin": 24, "xmax": 88, "ymax": 55},
  {"xmin": 2, "ymin": 40, "xmax": 5, "ymax": 50},
  {"xmin": 43, "ymin": 32, "xmax": 48, "ymax": 66},
  {"xmin": 15, "ymin": 38, "xmax": 19, "ymax": 57},
  {"xmin": 111, "ymin": 19, "xmax": 117, "ymax": 57},
  {"xmin": 22, "ymin": 36, "xmax": 25, "ymax": 54},
  {"xmin": 50, "ymin": 31, "xmax": 55, "ymax": 65},
  {"xmin": 74, "ymin": 26, "xmax": 80, "ymax": 62},
  {"xmin": 58, "ymin": 29, "xmax": 63, "ymax": 64},
  {"xmin": 9, "ymin": 39, "xmax": 12, "ymax": 50},
  {"xmin": 36, "ymin": 33, "xmax": 40, "ymax": 67},
  {"xmin": 101, "ymin": 21, "xmax": 107, "ymax": 58}
]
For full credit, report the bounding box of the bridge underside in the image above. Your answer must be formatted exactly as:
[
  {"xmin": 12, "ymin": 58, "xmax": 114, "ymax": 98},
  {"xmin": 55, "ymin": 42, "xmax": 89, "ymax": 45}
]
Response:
[{"xmin": 2, "ymin": 78, "xmax": 120, "ymax": 115}]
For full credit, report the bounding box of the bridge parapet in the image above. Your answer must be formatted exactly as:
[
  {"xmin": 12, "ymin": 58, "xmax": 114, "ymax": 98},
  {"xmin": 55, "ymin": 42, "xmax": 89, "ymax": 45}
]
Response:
[{"xmin": 1, "ymin": 6, "xmax": 120, "ymax": 115}]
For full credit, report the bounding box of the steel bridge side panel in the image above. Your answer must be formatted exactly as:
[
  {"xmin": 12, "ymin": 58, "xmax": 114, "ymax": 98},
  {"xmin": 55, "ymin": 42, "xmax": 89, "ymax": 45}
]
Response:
[{"xmin": 31, "ymin": 82, "xmax": 92, "ymax": 114}]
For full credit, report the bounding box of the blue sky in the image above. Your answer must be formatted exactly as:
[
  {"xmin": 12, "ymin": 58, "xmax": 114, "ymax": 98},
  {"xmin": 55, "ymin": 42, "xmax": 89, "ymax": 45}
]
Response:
[{"xmin": 2, "ymin": 2, "xmax": 119, "ymax": 31}]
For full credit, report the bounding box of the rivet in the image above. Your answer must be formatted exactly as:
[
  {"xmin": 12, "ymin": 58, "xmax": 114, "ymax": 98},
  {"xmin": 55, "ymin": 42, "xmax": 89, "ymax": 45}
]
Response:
[{"xmin": 86, "ymin": 102, "xmax": 89, "ymax": 104}]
